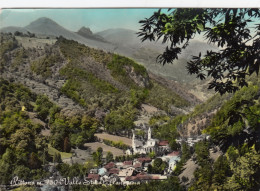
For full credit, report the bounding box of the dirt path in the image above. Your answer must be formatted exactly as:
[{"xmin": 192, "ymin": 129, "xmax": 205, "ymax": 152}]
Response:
[{"xmin": 179, "ymin": 159, "xmax": 198, "ymax": 185}]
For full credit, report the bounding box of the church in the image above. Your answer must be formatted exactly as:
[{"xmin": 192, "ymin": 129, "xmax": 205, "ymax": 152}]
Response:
[{"xmin": 126, "ymin": 127, "xmax": 170, "ymax": 155}]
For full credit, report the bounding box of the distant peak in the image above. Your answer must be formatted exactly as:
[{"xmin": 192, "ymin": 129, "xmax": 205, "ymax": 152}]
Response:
[
  {"xmin": 28, "ymin": 17, "xmax": 59, "ymax": 26},
  {"xmin": 77, "ymin": 27, "xmax": 93, "ymax": 35}
]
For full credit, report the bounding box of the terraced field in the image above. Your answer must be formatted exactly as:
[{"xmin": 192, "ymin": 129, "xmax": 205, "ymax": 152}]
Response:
[{"xmin": 95, "ymin": 133, "xmax": 132, "ymax": 146}]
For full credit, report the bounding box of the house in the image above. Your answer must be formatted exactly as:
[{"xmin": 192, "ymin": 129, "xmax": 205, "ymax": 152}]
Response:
[
  {"xmin": 108, "ymin": 168, "xmax": 119, "ymax": 175},
  {"xmin": 86, "ymin": 174, "xmax": 100, "ymax": 184},
  {"xmin": 118, "ymin": 167, "xmax": 135, "ymax": 182},
  {"xmin": 115, "ymin": 162, "xmax": 124, "ymax": 168},
  {"xmin": 133, "ymin": 162, "xmax": 142, "ymax": 171},
  {"xmin": 98, "ymin": 167, "xmax": 107, "ymax": 176},
  {"xmin": 89, "ymin": 168, "xmax": 98, "ymax": 174},
  {"xmin": 104, "ymin": 162, "xmax": 115, "ymax": 170},
  {"xmin": 137, "ymin": 157, "xmax": 152, "ymax": 163},
  {"xmin": 123, "ymin": 161, "xmax": 133, "ymax": 168}
]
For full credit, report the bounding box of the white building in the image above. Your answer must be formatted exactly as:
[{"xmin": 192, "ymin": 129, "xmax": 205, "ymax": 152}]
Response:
[{"xmin": 126, "ymin": 127, "xmax": 170, "ymax": 155}]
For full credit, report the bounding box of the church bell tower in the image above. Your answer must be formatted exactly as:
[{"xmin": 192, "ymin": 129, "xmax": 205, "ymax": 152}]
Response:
[{"xmin": 148, "ymin": 127, "xmax": 151, "ymax": 140}]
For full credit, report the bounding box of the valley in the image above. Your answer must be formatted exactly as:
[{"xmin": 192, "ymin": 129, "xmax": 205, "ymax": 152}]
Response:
[{"xmin": 0, "ymin": 9, "xmax": 259, "ymax": 191}]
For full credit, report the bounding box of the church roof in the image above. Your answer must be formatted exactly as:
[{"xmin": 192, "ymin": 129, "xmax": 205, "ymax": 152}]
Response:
[{"xmin": 134, "ymin": 140, "xmax": 143, "ymax": 147}]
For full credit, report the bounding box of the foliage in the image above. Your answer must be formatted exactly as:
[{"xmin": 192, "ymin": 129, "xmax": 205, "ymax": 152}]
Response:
[
  {"xmin": 138, "ymin": 8, "xmax": 260, "ymax": 94},
  {"xmin": 145, "ymin": 80, "xmax": 189, "ymax": 111},
  {"xmin": 60, "ymin": 64, "xmax": 118, "ymax": 107},
  {"xmin": 47, "ymin": 144, "xmax": 72, "ymax": 160},
  {"xmin": 149, "ymin": 151, "xmax": 156, "ymax": 159},
  {"xmin": 153, "ymin": 115, "xmax": 186, "ymax": 141},
  {"xmin": 92, "ymin": 147, "xmax": 103, "ymax": 167},
  {"xmin": 57, "ymin": 36, "xmax": 112, "ymax": 64},
  {"xmin": 148, "ymin": 158, "xmax": 168, "ymax": 174},
  {"xmin": 30, "ymin": 54, "xmax": 61, "ymax": 78},
  {"xmin": 12, "ymin": 47, "xmax": 28, "ymax": 69},
  {"xmin": 106, "ymin": 151, "xmax": 114, "ymax": 163},
  {"xmin": 225, "ymin": 145, "xmax": 260, "ymax": 190},
  {"xmin": 194, "ymin": 140, "xmax": 210, "ymax": 166},
  {"xmin": 107, "ymin": 54, "xmax": 148, "ymax": 88},
  {"xmin": 50, "ymin": 114, "xmax": 98, "ymax": 151},
  {"xmin": 191, "ymin": 93, "xmax": 232, "ymax": 117},
  {"xmin": 114, "ymin": 154, "xmax": 140, "ymax": 162},
  {"xmin": 104, "ymin": 103, "xmax": 137, "ymax": 135},
  {"xmin": 204, "ymin": 84, "xmax": 260, "ymax": 150},
  {"xmin": 173, "ymin": 142, "xmax": 191, "ymax": 175},
  {"xmin": 34, "ymin": 94, "xmax": 54, "ymax": 121},
  {"xmin": 0, "ymin": 80, "xmax": 50, "ymax": 184},
  {"xmin": 149, "ymin": 114, "xmax": 170, "ymax": 126},
  {"xmin": 53, "ymin": 152, "xmax": 62, "ymax": 163},
  {"xmin": 0, "ymin": 34, "xmax": 18, "ymax": 57}
]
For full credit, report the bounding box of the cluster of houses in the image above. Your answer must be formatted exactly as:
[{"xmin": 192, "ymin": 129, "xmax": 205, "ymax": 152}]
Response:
[
  {"xmin": 176, "ymin": 134, "xmax": 210, "ymax": 147},
  {"xmin": 84, "ymin": 127, "xmax": 181, "ymax": 185},
  {"xmin": 86, "ymin": 151, "xmax": 180, "ymax": 185},
  {"xmin": 85, "ymin": 127, "xmax": 210, "ymax": 185}
]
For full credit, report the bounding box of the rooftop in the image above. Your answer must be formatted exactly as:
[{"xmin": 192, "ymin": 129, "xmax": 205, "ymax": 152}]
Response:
[
  {"xmin": 104, "ymin": 162, "xmax": 115, "ymax": 170},
  {"xmin": 167, "ymin": 151, "xmax": 180, "ymax": 157},
  {"xmin": 158, "ymin": 140, "xmax": 169, "ymax": 146},
  {"xmin": 87, "ymin": 174, "xmax": 100, "ymax": 181},
  {"xmin": 137, "ymin": 157, "xmax": 152, "ymax": 163}
]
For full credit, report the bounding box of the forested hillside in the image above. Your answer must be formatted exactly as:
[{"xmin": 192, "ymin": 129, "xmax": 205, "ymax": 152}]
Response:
[{"xmin": 1, "ymin": 7, "xmax": 260, "ymax": 191}]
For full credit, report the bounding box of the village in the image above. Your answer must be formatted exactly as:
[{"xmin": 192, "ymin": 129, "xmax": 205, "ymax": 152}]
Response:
[
  {"xmin": 82, "ymin": 127, "xmax": 179, "ymax": 185},
  {"xmin": 62, "ymin": 126, "xmax": 210, "ymax": 186}
]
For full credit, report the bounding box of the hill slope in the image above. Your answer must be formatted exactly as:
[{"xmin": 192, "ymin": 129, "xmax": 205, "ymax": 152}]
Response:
[{"xmin": 1, "ymin": 17, "xmax": 217, "ymax": 100}]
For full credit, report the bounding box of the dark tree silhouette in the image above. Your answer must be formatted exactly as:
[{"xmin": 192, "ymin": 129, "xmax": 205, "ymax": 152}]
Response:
[{"xmin": 138, "ymin": 8, "xmax": 260, "ymax": 94}]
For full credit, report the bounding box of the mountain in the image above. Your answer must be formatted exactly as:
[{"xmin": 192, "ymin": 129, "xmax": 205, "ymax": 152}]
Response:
[
  {"xmin": 0, "ymin": 17, "xmax": 116, "ymax": 52},
  {"xmin": 0, "ymin": 26, "xmax": 29, "ymax": 34},
  {"xmin": 76, "ymin": 27, "xmax": 106, "ymax": 42},
  {"xmin": 0, "ymin": 33, "xmax": 199, "ymax": 117},
  {"xmin": 97, "ymin": 28, "xmax": 141, "ymax": 46},
  {"xmin": 0, "ymin": 17, "xmax": 218, "ymax": 99}
]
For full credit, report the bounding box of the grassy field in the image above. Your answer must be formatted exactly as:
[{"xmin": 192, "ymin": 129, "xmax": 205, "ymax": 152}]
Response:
[
  {"xmin": 84, "ymin": 142, "xmax": 125, "ymax": 157},
  {"xmin": 95, "ymin": 133, "xmax": 132, "ymax": 146},
  {"xmin": 48, "ymin": 144, "xmax": 72, "ymax": 159}
]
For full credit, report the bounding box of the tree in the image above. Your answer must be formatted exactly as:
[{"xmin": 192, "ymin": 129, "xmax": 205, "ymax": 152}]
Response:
[
  {"xmin": 138, "ymin": 8, "xmax": 260, "ymax": 94},
  {"xmin": 28, "ymin": 152, "xmax": 42, "ymax": 169},
  {"xmin": 151, "ymin": 158, "xmax": 168, "ymax": 174},
  {"xmin": 226, "ymin": 146, "xmax": 260, "ymax": 190},
  {"xmin": 93, "ymin": 147, "xmax": 103, "ymax": 166},
  {"xmin": 106, "ymin": 151, "xmax": 114, "ymax": 163},
  {"xmin": 63, "ymin": 137, "xmax": 71, "ymax": 153},
  {"xmin": 212, "ymin": 155, "xmax": 231, "ymax": 189},
  {"xmin": 53, "ymin": 153, "xmax": 62, "ymax": 163},
  {"xmin": 181, "ymin": 142, "xmax": 191, "ymax": 161}
]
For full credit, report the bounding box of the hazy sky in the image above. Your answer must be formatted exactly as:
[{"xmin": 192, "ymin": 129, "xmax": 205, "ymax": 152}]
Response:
[{"xmin": 0, "ymin": 9, "xmax": 165, "ymax": 32}]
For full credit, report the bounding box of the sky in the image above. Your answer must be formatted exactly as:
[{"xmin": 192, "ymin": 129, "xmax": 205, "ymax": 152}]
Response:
[{"xmin": 0, "ymin": 9, "xmax": 166, "ymax": 32}]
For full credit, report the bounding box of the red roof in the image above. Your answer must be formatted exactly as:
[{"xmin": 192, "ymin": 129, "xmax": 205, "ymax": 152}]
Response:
[
  {"xmin": 137, "ymin": 157, "xmax": 152, "ymax": 163},
  {"xmin": 158, "ymin": 140, "xmax": 169, "ymax": 146},
  {"xmin": 167, "ymin": 151, "xmax": 180, "ymax": 156},
  {"xmin": 134, "ymin": 162, "xmax": 142, "ymax": 168},
  {"xmin": 104, "ymin": 162, "xmax": 115, "ymax": 169},
  {"xmin": 109, "ymin": 168, "xmax": 119, "ymax": 174},
  {"xmin": 87, "ymin": 174, "xmax": 100, "ymax": 181},
  {"xmin": 123, "ymin": 161, "xmax": 133, "ymax": 166}
]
